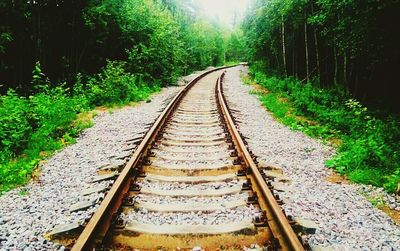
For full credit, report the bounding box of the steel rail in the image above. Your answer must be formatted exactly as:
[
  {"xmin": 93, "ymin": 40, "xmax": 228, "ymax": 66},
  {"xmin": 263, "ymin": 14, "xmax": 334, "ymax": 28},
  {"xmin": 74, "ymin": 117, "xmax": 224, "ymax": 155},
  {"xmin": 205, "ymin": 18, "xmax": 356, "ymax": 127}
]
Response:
[
  {"xmin": 71, "ymin": 65, "xmax": 236, "ymax": 251},
  {"xmin": 216, "ymin": 72, "xmax": 304, "ymax": 251}
]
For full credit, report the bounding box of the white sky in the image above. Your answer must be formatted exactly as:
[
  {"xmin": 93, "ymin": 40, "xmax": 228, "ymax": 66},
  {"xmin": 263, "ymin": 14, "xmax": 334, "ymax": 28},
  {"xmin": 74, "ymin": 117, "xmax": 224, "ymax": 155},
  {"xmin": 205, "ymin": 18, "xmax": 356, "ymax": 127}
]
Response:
[{"xmin": 193, "ymin": 0, "xmax": 252, "ymax": 27}]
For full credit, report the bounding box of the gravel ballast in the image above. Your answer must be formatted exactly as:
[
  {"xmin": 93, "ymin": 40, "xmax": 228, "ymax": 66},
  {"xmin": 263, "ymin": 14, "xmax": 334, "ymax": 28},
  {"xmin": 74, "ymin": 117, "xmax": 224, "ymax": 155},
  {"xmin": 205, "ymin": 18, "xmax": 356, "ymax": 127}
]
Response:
[
  {"xmin": 0, "ymin": 71, "xmax": 205, "ymax": 250},
  {"xmin": 134, "ymin": 193, "xmax": 248, "ymax": 205},
  {"xmin": 120, "ymin": 205, "xmax": 260, "ymax": 226},
  {"xmin": 139, "ymin": 179, "xmax": 242, "ymax": 191},
  {"xmin": 1, "ymin": 66, "xmax": 398, "ymax": 250},
  {"xmin": 223, "ymin": 66, "xmax": 400, "ymax": 250}
]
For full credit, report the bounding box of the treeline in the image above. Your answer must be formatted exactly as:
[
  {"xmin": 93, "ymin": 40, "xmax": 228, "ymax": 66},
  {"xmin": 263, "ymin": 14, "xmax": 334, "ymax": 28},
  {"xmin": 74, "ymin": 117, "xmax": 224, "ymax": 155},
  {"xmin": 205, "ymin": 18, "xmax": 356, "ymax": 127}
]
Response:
[
  {"xmin": 241, "ymin": 0, "xmax": 400, "ymax": 192},
  {"xmin": 0, "ymin": 0, "xmax": 228, "ymax": 94},
  {"xmin": 0, "ymin": 0, "xmax": 235, "ymax": 192},
  {"xmin": 242, "ymin": 0, "xmax": 400, "ymax": 111}
]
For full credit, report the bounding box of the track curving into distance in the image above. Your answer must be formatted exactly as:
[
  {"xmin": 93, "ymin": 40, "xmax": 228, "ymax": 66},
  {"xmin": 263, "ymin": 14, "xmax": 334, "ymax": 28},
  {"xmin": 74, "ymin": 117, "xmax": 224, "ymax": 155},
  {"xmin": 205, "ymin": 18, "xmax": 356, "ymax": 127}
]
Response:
[{"xmin": 70, "ymin": 66, "xmax": 304, "ymax": 251}]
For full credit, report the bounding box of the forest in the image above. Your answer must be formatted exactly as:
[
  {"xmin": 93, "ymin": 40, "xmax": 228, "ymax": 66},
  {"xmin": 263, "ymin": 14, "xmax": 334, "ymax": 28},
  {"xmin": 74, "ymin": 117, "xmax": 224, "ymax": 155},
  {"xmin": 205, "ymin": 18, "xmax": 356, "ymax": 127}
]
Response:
[
  {"xmin": 0, "ymin": 0, "xmax": 233, "ymax": 191},
  {"xmin": 1, "ymin": 0, "xmax": 399, "ymax": 193},
  {"xmin": 241, "ymin": 0, "xmax": 400, "ymax": 192}
]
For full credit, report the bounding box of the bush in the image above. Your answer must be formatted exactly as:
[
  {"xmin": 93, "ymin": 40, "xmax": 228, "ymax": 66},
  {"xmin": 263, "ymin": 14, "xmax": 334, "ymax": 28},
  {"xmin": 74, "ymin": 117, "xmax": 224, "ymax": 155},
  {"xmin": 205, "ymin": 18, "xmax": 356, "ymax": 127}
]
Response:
[
  {"xmin": 249, "ymin": 65, "xmax": 400, "ymax": 193},
  {"xmin": 86, "ymin": 61, "xmax": 159, "ymax": 106},
  {"xmin": 0, "ymin": 86, "xmax": 88, "ymax": 191},
  {"xmin": 0, "ymin": 90, "xmax": 32, "ymax": 159},
  {"xmin": 0, "ymin": 60, "xmax": 159, "ymax": 193},
  {"xmin": 28, "ymin": 86, "xmax": 88, "ymax": 152}
]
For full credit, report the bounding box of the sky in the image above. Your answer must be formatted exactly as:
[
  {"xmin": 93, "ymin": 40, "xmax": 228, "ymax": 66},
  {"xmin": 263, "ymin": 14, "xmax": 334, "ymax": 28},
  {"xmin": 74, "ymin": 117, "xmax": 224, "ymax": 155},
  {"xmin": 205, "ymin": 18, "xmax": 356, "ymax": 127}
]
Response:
[{"xmin": 193, "ymin": 0, "xmax": 252, "ymax": 27}]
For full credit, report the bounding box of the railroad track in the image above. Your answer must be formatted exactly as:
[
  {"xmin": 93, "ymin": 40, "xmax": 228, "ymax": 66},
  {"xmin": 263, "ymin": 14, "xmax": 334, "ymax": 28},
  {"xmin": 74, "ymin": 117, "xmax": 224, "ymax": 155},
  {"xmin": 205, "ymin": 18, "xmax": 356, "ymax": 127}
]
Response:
[{"xmin": 53, "ymin": 66, "xmax": 305, "ymax": 250}]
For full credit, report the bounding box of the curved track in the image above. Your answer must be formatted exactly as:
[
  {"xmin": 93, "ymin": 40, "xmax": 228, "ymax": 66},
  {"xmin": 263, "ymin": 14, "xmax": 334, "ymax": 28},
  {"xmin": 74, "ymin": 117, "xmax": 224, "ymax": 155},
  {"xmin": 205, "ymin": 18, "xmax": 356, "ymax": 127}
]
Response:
[{"xmin": 70, "ymin": 66, "xmax": 304, "ymax": 250}]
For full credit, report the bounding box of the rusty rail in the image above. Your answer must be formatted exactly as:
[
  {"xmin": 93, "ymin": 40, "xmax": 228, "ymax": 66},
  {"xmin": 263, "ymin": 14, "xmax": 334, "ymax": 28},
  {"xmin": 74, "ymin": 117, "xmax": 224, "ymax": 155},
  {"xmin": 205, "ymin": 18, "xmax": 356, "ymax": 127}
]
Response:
[
  {"xmin": 71, "ymin": 66, "xmax": 236, "ymax": 251},
  {"xmin": 72, "ymin": 65, "xmax": 304, "ymax": 250},
  {"xmin": 216, "ymin": 72, "xmax": 304, "ymax": 251}
]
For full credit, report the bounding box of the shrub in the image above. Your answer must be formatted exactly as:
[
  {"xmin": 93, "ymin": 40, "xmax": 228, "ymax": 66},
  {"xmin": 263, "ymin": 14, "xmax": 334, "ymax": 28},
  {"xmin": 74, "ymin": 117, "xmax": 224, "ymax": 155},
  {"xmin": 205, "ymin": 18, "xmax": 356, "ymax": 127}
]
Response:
[
  {"xmin": 0, "ymin": 90, "xmax": 32, "ymax": 159},
  {"xmin": 0, "ymin": 86, "xmax": 89, "ymax": 191},
  {"xmin": 85, "ymin": 61, "xmax": 159, "ymax": 106},
  {"xmin": 27, "ymin": 86, "xmax": 88, "ymax": 153},
  {"xmin": 249, "ymin": 65, "xmax": 400, "ymax": 193},
  {"xmin": 0, "ymin": 60, "xmax": 160, "ymax": 193}
]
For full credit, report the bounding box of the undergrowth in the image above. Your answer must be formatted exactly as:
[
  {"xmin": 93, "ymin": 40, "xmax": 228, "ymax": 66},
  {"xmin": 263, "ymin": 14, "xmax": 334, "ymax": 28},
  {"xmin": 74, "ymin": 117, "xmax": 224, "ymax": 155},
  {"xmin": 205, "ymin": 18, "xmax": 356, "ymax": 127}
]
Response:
[
  {"xmin": 0, "ymin": 61, "xmax": 159, "ymax": 193},
  {"xmin": 244, "ymin": 66, "xmax": 400, "ymax": 193}
]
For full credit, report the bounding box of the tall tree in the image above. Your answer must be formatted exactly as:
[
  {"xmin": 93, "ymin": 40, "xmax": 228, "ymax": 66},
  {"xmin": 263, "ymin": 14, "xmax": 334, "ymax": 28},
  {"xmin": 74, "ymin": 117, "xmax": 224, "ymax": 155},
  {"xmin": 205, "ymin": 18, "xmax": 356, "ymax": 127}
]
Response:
[{"xmin": 242, "ymin": 0, "xmax": 400, "ymax": 111}]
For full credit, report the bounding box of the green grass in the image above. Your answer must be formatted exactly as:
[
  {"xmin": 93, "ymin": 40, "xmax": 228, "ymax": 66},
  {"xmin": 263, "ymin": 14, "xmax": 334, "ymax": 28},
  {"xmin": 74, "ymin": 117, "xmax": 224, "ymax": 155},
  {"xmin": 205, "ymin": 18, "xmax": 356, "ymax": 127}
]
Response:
[
  {"xmin": 224, "ymin": 61, "xmax": 242, "ymax": 66},
  {"xmin": 0, "ymin": 61, "xmax": 160, "ymax": 193},
  {"xmin": 244, "ymin": 67, "xmax": 400, "ymax": 193}
]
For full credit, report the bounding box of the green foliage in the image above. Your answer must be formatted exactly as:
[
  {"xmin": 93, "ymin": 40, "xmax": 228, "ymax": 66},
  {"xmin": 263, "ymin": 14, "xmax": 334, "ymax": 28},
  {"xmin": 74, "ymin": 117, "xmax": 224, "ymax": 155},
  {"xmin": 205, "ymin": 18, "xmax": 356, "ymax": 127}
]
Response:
[
  {"xmin": 249, "ymin": 66, "xmax": 400, "ymax": 193},
  {"xmin": 183, "ymin": 21, "xmax": 227, "ymax": 71},
  {"xmin": 121, "ymin": 0, "xmax": 185, "ymax": 85},
  {"xmin": 85, "ymin": 61, "xmax": 157, "ymax": 106},
  {"xmin": 259, "ymin": 93, "xmax": 293, "ymax": 124},
  {"xmin": 0, "ymin": 90, "xmax": 31, "ymax": 159},
  {"xmin": 1, "ymin": 0, "xmax": 229, "ymax": 94},
  {"xmin": 242, "ymin": 0, "xmax": 400, "ymax": 111},
  {"xmin": 28, "ymin": 86, "xmax": 86, "ymax": 149},
  {"xmin": 84, "ymin": 0, "xmax": 227, "ymax": 86},
  {"xmin": 0, "ymin": 85, "xmax": 88, "ymax": 192},
  {"xmin": 0, "ymin": 30, "xmax": 12, "ymax": 54},
  {"xmin": 31, "ymin": 62, "xmax": 50, "ymax": 89},
  {"xmin": 0, "ymin": 0, "xmax": 234, "ymax": 193},
  {"xmin": 225, "ymin": 29, "xmax": 247, "ymax": 62},
  {"xmin": 0, "ymin": 60, "xmax": 159, "ymax": 193},
  {"xmin": 0, "ymin": 0, "xmax": 242, "ymax": 194}
]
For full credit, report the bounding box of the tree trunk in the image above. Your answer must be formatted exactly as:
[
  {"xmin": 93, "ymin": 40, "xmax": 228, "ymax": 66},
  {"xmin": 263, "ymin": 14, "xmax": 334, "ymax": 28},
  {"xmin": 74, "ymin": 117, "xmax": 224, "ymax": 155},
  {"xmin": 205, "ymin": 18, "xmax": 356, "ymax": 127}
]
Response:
[
  {"xmin": 314, "ymin": 30, "xmax": 320, "ymax": 84},
  {"xmin": 292, "ymin": 27, "xmax": 296, "ymax": 77},
  {"xmin": 274, "ymin": 50, "xmax": 280, "ymax": 70},
  {"xmin": 333, "ymin": 37, "xmax": 338, "ymax": 85},
  {"xmin": 311, "ymin": 1, "xmax": 320, "ymax": 84},
  {"xmin": 354, "ymin": 71, "xmax": 359, "ymax": 98},
  {"xmin": 343, "ymin": 52, "xmax": 347, "ymax": 85},
  {"xmin": 281, "ymin": 15, "xmax": 287, "ymax": 76},
  {"xmin": 37, "ymin": 7, "xmax": 42, "ymax": 62},
  {"xmin": 292, "ymin": 44, "xmax": 296, "ymax": 77},
  {"xmin": 304, "ymin": 14, "xmax": 309, "ymax": 82}
]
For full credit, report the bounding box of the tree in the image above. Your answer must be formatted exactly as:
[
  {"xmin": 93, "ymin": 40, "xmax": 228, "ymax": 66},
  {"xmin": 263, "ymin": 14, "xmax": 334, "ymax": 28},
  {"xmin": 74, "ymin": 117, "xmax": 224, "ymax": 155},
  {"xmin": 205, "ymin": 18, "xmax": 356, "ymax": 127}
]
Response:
[{"xmin": 242, "ymin": 0, "xmax": 400, "ymax": 111}]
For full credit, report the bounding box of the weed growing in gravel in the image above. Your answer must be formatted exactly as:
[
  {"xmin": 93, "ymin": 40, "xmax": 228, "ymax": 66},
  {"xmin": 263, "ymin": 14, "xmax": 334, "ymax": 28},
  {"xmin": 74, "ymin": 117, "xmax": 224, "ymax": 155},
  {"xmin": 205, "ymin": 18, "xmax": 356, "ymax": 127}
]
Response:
[
  {"xmin": 359, "ymin": 191, "xmax": 386, "ymax": 207},
  {"xmin": 0, "ymin": 61, "xmax": 160, "ymax": 193},
  {"xmin": 18, "ymin": 188, "xmax": 29, "ymax": 196},
  {"xmin": 246, "ymin": 66, "xmax": 400, "ymax": 193}
]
